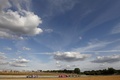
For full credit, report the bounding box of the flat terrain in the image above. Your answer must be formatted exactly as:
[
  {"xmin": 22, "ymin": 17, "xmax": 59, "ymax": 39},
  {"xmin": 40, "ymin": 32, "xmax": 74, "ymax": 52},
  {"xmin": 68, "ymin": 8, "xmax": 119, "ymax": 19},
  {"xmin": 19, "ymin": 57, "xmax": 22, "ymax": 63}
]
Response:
[{"xmin": 1, "ymin": 75, "xmax": 120, "ymax": 80}]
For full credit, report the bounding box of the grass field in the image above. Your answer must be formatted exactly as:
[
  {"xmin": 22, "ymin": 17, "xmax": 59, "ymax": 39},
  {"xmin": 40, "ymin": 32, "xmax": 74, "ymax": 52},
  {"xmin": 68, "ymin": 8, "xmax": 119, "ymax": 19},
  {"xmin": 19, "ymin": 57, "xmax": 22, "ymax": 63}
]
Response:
[{"xmin": 1, "ymin": 75, "xmax": 120, "ymax": 80}]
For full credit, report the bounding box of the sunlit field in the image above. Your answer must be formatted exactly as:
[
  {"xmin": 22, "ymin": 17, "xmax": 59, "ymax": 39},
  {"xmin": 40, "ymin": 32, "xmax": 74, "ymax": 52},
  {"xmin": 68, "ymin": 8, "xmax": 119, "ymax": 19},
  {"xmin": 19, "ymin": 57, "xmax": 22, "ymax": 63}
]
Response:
[{"xmin": 1, "ymin": 75, "xmax": 120, "ymax": 80}]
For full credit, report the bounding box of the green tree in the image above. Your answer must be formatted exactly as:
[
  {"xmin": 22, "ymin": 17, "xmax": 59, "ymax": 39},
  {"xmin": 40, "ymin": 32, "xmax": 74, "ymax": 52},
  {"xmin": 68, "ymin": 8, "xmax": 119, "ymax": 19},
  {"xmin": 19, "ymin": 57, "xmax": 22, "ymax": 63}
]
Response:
[
  {"xmin": 108, "ymin": 67, "xmax": 115, "ymax": 74},
  {"xmin": 74, "ymin": 68, "xmax": 80, "ymax": 74}
]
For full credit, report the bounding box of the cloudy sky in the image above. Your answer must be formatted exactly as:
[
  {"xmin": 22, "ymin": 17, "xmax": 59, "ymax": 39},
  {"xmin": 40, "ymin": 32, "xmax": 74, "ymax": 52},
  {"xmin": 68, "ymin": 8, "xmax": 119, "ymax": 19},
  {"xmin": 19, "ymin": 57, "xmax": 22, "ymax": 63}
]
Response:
[{"xmin": 0, "ymin": 0, "xmax": 120, "ymax": 71}]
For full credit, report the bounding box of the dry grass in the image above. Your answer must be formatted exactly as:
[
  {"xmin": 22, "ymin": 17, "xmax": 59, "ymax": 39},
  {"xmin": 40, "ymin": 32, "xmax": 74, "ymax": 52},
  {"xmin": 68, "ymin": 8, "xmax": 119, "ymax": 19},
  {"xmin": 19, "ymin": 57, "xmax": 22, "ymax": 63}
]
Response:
[
  {"xmin": 1, "ymin": 75, "xmax": 120, "ymax": 80},
  {"xmin": 0, "ymin": 72, "xmax": 61, "ymax": 75}
]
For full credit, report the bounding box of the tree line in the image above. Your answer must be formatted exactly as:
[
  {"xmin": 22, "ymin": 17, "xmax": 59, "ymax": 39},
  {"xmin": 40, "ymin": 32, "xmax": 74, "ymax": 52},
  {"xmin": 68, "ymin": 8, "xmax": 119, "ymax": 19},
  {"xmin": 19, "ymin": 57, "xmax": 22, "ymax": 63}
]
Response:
[
  {"xmin": 83, "ymin": 68, "xmax": 120, "ymax": 75},
  {"xmin": 44, "ymin": 67, "xmax": 120, "ymax": 75},
  {"xmin": 44, "ymin": 68, "xmax": 80, "ymax": 74}
]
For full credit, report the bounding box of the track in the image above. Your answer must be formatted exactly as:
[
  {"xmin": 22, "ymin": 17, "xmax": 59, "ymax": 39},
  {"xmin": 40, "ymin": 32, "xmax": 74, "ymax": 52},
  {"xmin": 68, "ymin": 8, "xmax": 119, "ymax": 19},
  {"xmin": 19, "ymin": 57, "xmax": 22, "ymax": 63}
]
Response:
[{"xmin": 0, "ymin": 75, "xmax": 58, "ymax": 79}]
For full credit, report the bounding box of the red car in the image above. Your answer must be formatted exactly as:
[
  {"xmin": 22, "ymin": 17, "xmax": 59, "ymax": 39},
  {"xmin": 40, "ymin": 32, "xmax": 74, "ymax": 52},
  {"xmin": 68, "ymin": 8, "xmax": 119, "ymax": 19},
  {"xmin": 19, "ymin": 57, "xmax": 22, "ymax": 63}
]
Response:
[{"xmin": 59, "ymin": 74, "xmax": 68, "ymax": 78}]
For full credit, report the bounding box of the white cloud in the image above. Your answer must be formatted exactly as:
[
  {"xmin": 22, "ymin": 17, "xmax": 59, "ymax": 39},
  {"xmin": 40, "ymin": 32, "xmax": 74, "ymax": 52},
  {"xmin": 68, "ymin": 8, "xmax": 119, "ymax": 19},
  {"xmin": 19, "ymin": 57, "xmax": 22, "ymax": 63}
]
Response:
[
  {"xmin": 0, "ymin": 0, "xmax": 43, "ymax": 39},
  {"xmin": 53, "ymin": 51, "xmax": 91, "ymax": 62},
  {"xmin": 0, "ymin": 30, "xmax": 25, "ymax": 39},
  {"xmin": 0, "ymin": 0, "xmax": 11, "ymax": 10},
  {"xmin": 92, "ymin": 54, "xmax": 120, "ymax": 63},
  {"xmin": 56, "ymin": 61, "xmax": 60, "ymax": 64},
  {"xmin": 0, "ymin": 53, "xmax": 8, "ymax": 65},
  {"xmin": 56, "ymin": 61, "xmax": 62, "ymax": 68},
  {"xmin": 56, "ymin": 64, "xmax": 62, "ymax": 68},
  {"xmin": 55, "ymin": 62, "xmax": 79, "ymax": 69},
  {"xmin": 9, "ymin": 58, "xmax": 29, "ymax": 67},
  {"xmin": 0, "ymin": 61, "xmax": 8, "ymax": 65},
  {"xmin": 0, "ymin": 55, "xmax": 7, "ymax": 59},
  {"xmin": 22, "ymin": 47, "xmax": 31, "ymax": 51},
  {"xmin": 10, "ymin": 63, "xmax": 27, "ymax": 67},
  {"xmin": 0, "ymin": 55, "xmax": 29, "ymax": 67},
  {"xmin": 12, "ymin": 58, "xmax": 29, "ymax": 63}
]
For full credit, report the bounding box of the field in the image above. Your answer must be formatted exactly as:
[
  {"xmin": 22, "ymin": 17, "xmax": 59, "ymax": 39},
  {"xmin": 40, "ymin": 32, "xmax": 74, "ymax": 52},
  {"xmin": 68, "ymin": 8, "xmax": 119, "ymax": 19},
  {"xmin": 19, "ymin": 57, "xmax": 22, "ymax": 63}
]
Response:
[{"xmin": 1, "ymin": 75, "xmax": 120, "ymax": 80}]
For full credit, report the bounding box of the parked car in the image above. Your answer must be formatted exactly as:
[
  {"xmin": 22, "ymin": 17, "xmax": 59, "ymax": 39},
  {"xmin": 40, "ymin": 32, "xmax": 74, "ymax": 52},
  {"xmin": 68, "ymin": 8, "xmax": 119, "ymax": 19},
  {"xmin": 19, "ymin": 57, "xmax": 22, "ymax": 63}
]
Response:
[
  {"xmin": 59, "ymin": 74, "xmax": 68, "ymax": 78},
  {"xmin": 26, "ymin": 75, "xmax": 38, "ymax": 78}
]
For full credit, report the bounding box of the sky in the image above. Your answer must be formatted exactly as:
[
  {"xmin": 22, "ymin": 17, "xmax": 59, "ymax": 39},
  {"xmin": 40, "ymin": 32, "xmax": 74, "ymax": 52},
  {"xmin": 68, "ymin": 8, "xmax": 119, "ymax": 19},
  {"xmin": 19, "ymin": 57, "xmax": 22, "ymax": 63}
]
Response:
[{"xmin": 0, "ymin": 0, "xmax": 120, "ymax": 71}]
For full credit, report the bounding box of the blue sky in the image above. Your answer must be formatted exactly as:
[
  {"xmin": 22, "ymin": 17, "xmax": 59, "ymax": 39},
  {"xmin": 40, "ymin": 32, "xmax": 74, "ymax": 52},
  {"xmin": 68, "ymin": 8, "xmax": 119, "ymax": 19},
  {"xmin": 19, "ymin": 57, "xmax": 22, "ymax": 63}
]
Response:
[{"xmin": 0, "ymin": 0, "xmax": 120, "ymax": 71}]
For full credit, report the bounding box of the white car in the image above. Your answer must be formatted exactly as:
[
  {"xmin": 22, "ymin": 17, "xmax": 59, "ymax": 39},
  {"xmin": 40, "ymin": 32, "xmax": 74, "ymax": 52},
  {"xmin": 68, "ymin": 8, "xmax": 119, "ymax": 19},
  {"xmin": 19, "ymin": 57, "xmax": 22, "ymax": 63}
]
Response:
[{"xmin": 26, "ymin": 75, "xmax": 38, "ymax": 78}]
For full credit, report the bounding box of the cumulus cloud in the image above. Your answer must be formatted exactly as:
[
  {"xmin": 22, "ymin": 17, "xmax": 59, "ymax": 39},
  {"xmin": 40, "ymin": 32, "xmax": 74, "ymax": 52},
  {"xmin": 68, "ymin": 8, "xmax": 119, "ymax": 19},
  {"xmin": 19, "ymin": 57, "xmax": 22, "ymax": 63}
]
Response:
[
  {"xmin": 0, "ymin": 55, "xmax": 29, "ymax": 67},
  {"xmin": 56, "ymin": 61, "xmax": 60, "ymax": 64},
  {"xmin": 0, "ymin": 53, "xmax": 8, "ymax": 65},
  {"xmin": 0, "ymin": 61, "xmax": 8, "ymax": 65},
  {"xmin": 9, "ymin": 58, "xmax": 29, "ymax": 67},
  {"xmin": 12, "ymin": 58, "xmax": 29, "ymax": 63},
  {"xmin": 53, "ymin": 51, "xmax": 91, "ymax": 62},
  {"xmin": 56, "ymin": 61, "xmax": 62, "ymax": 68},
  {"xmin": 92, "ymin": 55, "xmax": 120, "ymax": 63},
  {"xmin": 0, "ymin": 29, "xmax": 23, "ymax": 40},
  {"xmin": 0, "ymin": 55, "xmax": 7, "ymax": 59},
  {"xmin": 0, "ymin": 0, "xmax": 43, "ymax": 39}
]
